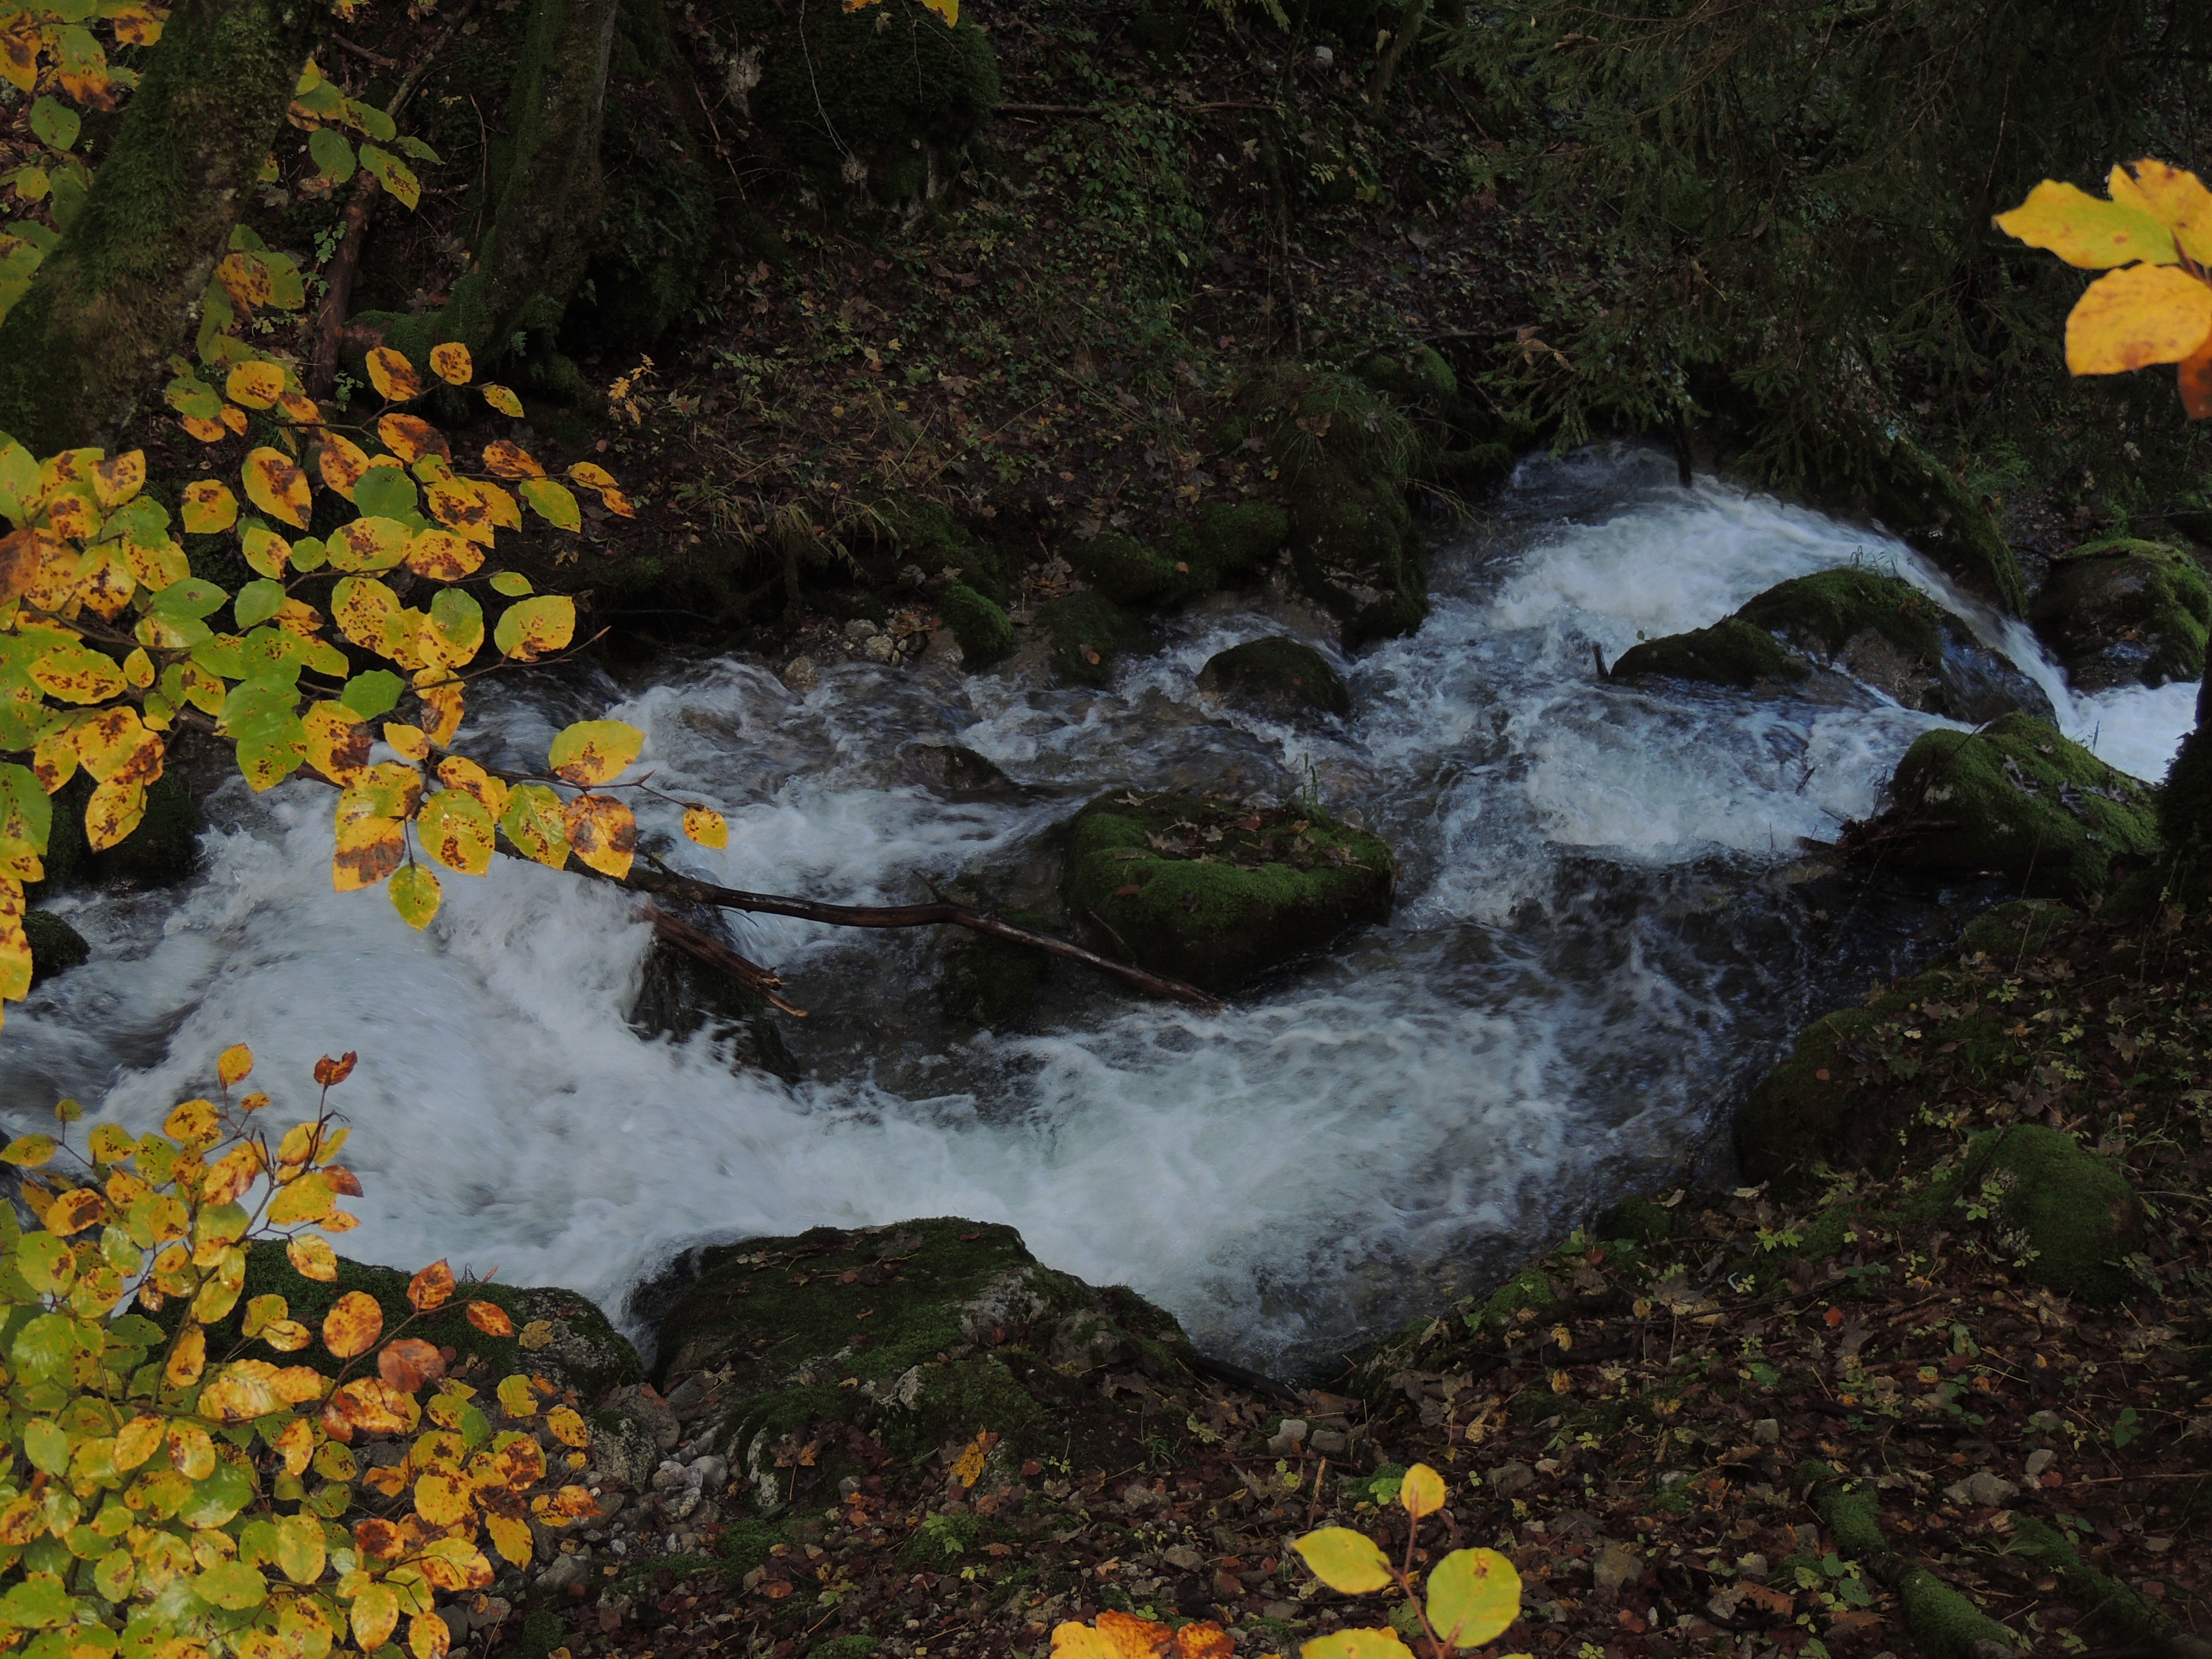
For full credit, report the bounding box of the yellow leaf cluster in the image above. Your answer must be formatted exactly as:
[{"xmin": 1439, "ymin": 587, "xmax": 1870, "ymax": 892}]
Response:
[
  {"xmin": 1995, "ymin": 159, "xmax": 2212, "ymax": 415},
  {"xmin": 0, "ymin": 1040, "xmax": 595, "ymax": 1659}
]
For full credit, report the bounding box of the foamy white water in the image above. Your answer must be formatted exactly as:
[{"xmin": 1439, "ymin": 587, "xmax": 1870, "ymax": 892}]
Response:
[{"xmin": 0, "ymin": 445, "xmax": 2194, "ymax": 1371}]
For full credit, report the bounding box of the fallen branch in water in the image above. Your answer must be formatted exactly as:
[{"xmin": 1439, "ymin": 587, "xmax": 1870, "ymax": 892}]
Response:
[
  {"xmin": 643, "ymin": 905, "xmax": 809, "ymax": 1018},
  {"xmin": 613, "ymin": 861, "xmax": 1226, "ymax": 1013}
]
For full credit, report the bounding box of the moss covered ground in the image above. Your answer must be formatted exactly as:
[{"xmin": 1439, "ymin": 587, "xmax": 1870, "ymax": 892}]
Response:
[{"xmin": 1062, "ymin": 790, "xmax": 1394, "ymax": 990}]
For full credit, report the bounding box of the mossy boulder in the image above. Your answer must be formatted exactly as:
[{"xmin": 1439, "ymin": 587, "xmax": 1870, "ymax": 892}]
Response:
[
  {"xmin": 1839, "ymin": 713, "xmax": 2159, "ymax": 898},
  {"xmin": 894, "ymin": 500, "xmax": 1008, "ymax": 603},
  {"xmin": 1166, "ymin": 501, "xmax": 1290, "ymax": 589},
  {"xmin": 1851, "ymin": 435, "xmax": 2027, "ymax": 615},
  {"xmin": 2028, "ymin": 538, "xmax": 2212, "ymax": 691},
  {"xmin": 1734, "ymin": 1007, "xmax": 1885, "ymax": 1186},
  {"xmin": 939, "ymin": 582, "xmax": 1014, "ymax": 671},
  {"xmin": 1066, "ymin": 505, "xmax": 1294, "ymax": 610},
  {"xmin": 643, "ymin": 1217, "xmax": 1196, "ymax": 1512},
  {"xmin": 1061, "ymin": 529, "xmax": 1183, "ymax": 606},
  {"xmin": 1062, "ymin": 791, "xmax": 1395, "ymax": 992},
  {"xmin": 1259, "ymin": 373, "xmax": 1429, "ymax": 648},
  {"xmin": 1034, "ymin": 591, "xmax": 1151, "ymax": 688},
  {"xmin": 1355, "ymin": 346, "xmax": 1456, "ymax": 409},
  {"xmin": 727, "ymin": 0, "xmax": 998, "ymax": 213},
  {"xmin": 1611, "ymin": 616, "xmax": 1808, "ymax": 688},
  {"xmin": 1618, "ymin": 570, "xmax": 2052, "ymax": 721},
  {"xmin": 1195, "ymin": 637, "xmax": 1350, "ymax": 721},
  {"xmin": 24, "ymin": 911, "xmax": 87, "ymax": 983},
  {"xmin": 1951, "ymin": 1126, "xmax": 2144, "ymax": 1303}
]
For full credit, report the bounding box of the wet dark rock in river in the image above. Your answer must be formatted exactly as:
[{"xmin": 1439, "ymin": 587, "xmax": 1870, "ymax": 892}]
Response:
[
  {"xmin": 1195, "ymin": 637, "xmax": 1351, "ymax": 721},
  {"xmin": 2028, "ymin": 537, "xmax": 2211, "ymax": 692}
]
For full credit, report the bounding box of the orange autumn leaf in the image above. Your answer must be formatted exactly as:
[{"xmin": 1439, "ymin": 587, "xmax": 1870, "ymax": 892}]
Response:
[
  {"xmin": 367, "ymin": 348, "xmax": 424, "ymax": 402},
  {"xmin": 322, "ymin": 1289, "xmax": 384, "ymax": 1358},
  {"xmin": 379, "ymin": 1337, "xmax": 446, "ymax": 1392},
  {"xmin": 409, "ymin": 1258, "xmax": 457, "ymax": 1311},
  {"xmin": 464, "ymin": 1299, "xmax": 513, "ymax": 1336}
]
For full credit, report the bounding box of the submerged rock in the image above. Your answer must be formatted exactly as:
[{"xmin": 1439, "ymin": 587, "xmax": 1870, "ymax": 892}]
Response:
[
  {"xmin": 643, "ymin": 1217, "xmax": 1196, "ymax": 1513},
  {"xmin": 1061, "ymin": 791, "xmax": 1395, "ymax": 992},
  {"xmin": 1614, "ymin": 569, "xmax": 2052, "ymax": 722},
  {"xmin": 2028, "ymin": 537, "xmax": 2211, "ymax": 691},
  {"xmin": 1195, "ymin": 637, "xmax": 1351, "ymax": 721},
  {"xmin": 938, "ymin": 907, "xmax": 1058, "ymax": 1027},
  {"xmin": 903, "ymin": 743, "xmax": 1024, "ymax": 800},
  {"xmin": 1838, "ymin": 712, "xmax": 2157, "ymax": 898}
]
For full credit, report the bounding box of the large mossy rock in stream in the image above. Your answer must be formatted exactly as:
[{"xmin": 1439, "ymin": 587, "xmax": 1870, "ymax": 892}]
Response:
[
  {"xmin": 2028, "ymin": 538, "xmax": 2212, "ymax": 692},
  {"xmin": 1035, "ymin": 591, "xmax": 1153, "ymax": 688},
  {"xmin": 1847, "ymin": 433, "xmax": 2028, "ymax": 615},
  {"xmin": 1838, "ymin": 713, "xmax": 2158, "ymax": 898},
  {"xmin": 24, "ymin": 910, "xmax": 87, "ymax": 983},
  {"xmin": 643, "ymin": 1218, "xmax": 1197, "ymax": 1513},
  {"xmin": 1259, "ymin": 373, "xmax": 1430, "ymax": 649},
  {"xmin": 1196, "ymin": 637, "xmax": 1351, "ymax": 721},
  {"xmin": 1061, "ymin": 503, "xmax": 1292, "ymax": 609},
  {"xmin": 1062, "ymin": 792, "xmax": 1395, "ymax": 991},
  {"xmin": 1614, "ymin": 569, "xmax": 2053, "ymax": 723}
]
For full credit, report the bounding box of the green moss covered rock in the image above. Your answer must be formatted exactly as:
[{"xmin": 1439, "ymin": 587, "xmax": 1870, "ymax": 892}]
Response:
[
  {"xmin": 1616, "ymin": 570, "xmax": 2052, "ymax": 721},
  {"xmin": 1062, "ymin": 530, "xmax": 1182, "ymax": 606},
  {"xmin": 1852, "ymin": 436, "xmax": 2027, "ymax": 615},
  {"xmin": 2029, "ymin": 538, "xmax": 2212, "ymax": 691},
  {"xmin": 1734, "ymin": 1008, "xmax": 1884, "ymax": 1185},
  {"xmin": 1068, "ymin": 505, "xmax": 1292, "ymax": 609},
  {"xmin": 1839, "ymin": 713, "xmax": 2158, "ymax": 898},
  {"xmin": 939, "ymin": 582, "xmax": 1014, "ymax": 671},
  {"xmin": 24, "ymin": 911, "xmax": 87, "ymax": 984},
  {"xmin": 1034, "ymin": 592, "xmax": 1150, "ymax": 687},
  {"xmin": 1167, "ymin": 501, "xmax": 1290, "ymax": 588},
  {"xmin": 1062, "ymin": 792, "xmax": 1394, "ymax": 992},
  {"xmin": 645, "ymin": 1217, "xmax": 1195, "ymax": 1512},
  {"xmin": 1611, "ymin": 616, "xmax": 1808, "ymax": 688},
  {"xmin": 1195, "ymin": 637, "xmax": 1350, "ymax": 721},
  {"xmin": 1953, "ymin": 1126, "xmax": 2144, "ymax": 1302}
]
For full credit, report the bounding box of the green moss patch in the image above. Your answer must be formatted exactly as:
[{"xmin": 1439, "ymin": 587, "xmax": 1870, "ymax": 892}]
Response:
[
  {"xmin": 940, "ymin": 583, "xmax": 1014, "ymax": 670},
  {"xmin": 1034, "ymin": 592, "xmax": 1151, "ymax": 687},
  {"xmin": 1952, "ymin": 1125, "xmax": 2144, "ymax": 1303},
  {"xmin": 1611, "ymin": 616, "xmax": 1807, "ymax": 688},
  {"xmin": 1062, "ymin": 791, "xmax": 1395, "ymax": 992},
  {"xmin": 1840, "ymin": 712, "xmax": 2158, "ymax": 898},
  {"xmin": 1737, "ymin": 568, "xmax": 1945, "ymax": 663}
]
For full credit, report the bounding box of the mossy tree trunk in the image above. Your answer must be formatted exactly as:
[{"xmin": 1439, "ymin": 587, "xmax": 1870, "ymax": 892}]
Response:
[
  {"xmin": 342, "ymin": 0, "xmax": 622, "ymax": 389},
  {"xmin": 0, "ymin": 0, "xmax": 322, "ymax": 454}
]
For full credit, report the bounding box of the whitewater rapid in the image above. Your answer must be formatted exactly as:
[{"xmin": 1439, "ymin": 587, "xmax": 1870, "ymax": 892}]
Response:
[{"xmin": 0, "ymin": 445, "xmax": 2192, "ymax": 1371}]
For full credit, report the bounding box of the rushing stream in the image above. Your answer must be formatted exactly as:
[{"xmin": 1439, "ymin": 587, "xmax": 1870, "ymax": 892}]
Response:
[{"xmin": 0, "ymin": 445, "xmax": 2196, "ymax": 1374}]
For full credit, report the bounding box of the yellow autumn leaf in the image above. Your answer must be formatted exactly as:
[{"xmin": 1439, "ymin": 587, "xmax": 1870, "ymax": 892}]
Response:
[
  {"xmin": 181, "ymin": 480, "xmax": 239, "ymax": 534},
  {"xmin": 1298, "ymin": 1633, "xmax": 1414, "ymax": 1659},
  {"xmin": 317, "ymin": 431, "xmax": 373, "ymax": 500},
  {"xmin": 564, "ymin": 793, "xmax": 635, "ymax": 878},
  {"xmin": 322, "ymin": 1290, "xmax": 384, "ymax": 1358},
  {"xmin": 244, "ymin": 447, "xmax": 313, "ymax": 530},
  {"xmin": 682, "ymin": 805, "xmax": 727, "ymax": 848},
  {"xmin": 287, "ymin": 1235, "xmax": 339, "ymax": 1281},
  {"xmin": 1292, "ymin": 1527, "xmax": 1394, "ymax": 1595},
  {"xmin": 1425, "ymin": 1547, "xmax": 1524, "ymax": 1651},
  {"xmin": 2108, "ymin": 158, "xmax": 2212, "ymax": 265},
  {"xmin": 164, "ymin": 1322, "xmax": 207, "ymax": 1386},
  {"xmin": 1398, "ymin": 1462, "xmax": 1445, "ymax": 1520},
  {"xmin": 366, "ymin": 348, "xmax": 424, "ymax": 403},
  {"xmin": 220, "ymin": 1046, "xmax": 254, "ymax": 1092},
  {"xmin": 303, "ymin": 701, "xmax": 372, "ymax": 784},
  {"xmin": 417, "ymin": 789, "xmax": 493, "ymax": 876},
  {"xmin": 1995, "ymin": 178, "xmax": 2177, "ymax": 269},
  {"xmin": 481, "ymin": 384, "xmax": 523, "ymax": 417},
  {"xmin": 547, "ymin": 719, "xmax": 644, "ymax": 785},
  {"xmin": 226, "ymin": 362, "xmax": 285, "ymax": 410},
  {"xmin": 2065, "ymin": 262, "xmax": 2212, "ymax": 374},
  {"xmin": 428, "ymin": 342, "xmax": 473, "ymax": 385}
]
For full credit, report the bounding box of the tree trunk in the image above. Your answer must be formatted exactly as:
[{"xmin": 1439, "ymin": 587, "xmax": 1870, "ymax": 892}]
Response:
[
  {"xmin": 341, "ymin": 0, "xmax": 620, "ymax": 388},
  {"xmin": 0, "ymin": 0, "xmax": 320, "ymax": 454}
]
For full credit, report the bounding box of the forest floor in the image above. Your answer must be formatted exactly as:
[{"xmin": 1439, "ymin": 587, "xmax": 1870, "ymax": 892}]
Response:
[{"xmin": 514, "ymin": 899, "xmax": 2212, "ymax": 1659}]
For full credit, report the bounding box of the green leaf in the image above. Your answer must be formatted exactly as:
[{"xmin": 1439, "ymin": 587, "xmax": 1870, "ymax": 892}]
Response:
[
  {"xmin": 22, "ymin": 1419, "xmax": 67, "ymax": 1474},
  {"xmin": 394, "ymin": 135, "xmax": 442, "ymax": 164},
  {"xmin": 488, "ymin": 571, "xmax": 531, "ymax": 597},
  {"xmin": 353, "ymin": 466, "xmax": 417, "ymax": 518},
  {"xmin": 357, "ymin": 144, "xmax": 419, "ymax": 210},
  {"xmin": 1425, "ymin": 1548, "xmax": 1523, "ymax": 1650},
  {"xmin": 290, "ymin": 535, "xmax": 328, "ymax": 573},
  {"xmin": 307, "ymin": 128, "xmax": 355, "ymax": 184},
  {"xmin": 0, "ymin": 1132, "xmax": 54, "ymax": 1168},
  {"xmin": 0, "ymin": 436, "xmax": 37, "ymax": 521},
  {"xmin": 27, "ymin": 98, "xmax": 79, "ymax": 153},
  {"xmin": 104, "ymin": 1313, "xmax": 164, "ymax": 1347},
  {"xmin": 348, "ymin": 100, "xmax": 397, "ymax": 143},
  {"xmin": 492, "ymin": 594, "xmax": 576, "ymax": 660},
  {"xmin": 12, "ymin": 1312, "xmax": 76, "ymax": 1379},
  {"xmin": 234, "ymin": 578, "xmax": 286, "ymax": 630},
  {"xmin": 149, "ymin": 577, "xmax": 228, "ymax": 619},
  {"xmin": 0, "ymin": 1573, "xmax": 76, "ymax": 1629},
  {"xmin": 517, "ymin": 477, "xmax": 581, "ymax": 531},
  {"xmin": 1293, "ymin": 1528, "xmax": 1395, "ymax": 1595},
  {"xmin": 340, "ymin": 670, "xmax": 404, "ymax": 719},
  {"xmin": 192, "ymin": 1560, "xmax": 266, "ymax": 1611},
  {"xmin": 179, "ymin": 1462, "xmax": 253, "ymax": 1528},
  {"xmin": 15, "ymin": 1235, "xmax": 73, "ymax": 1295}
]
